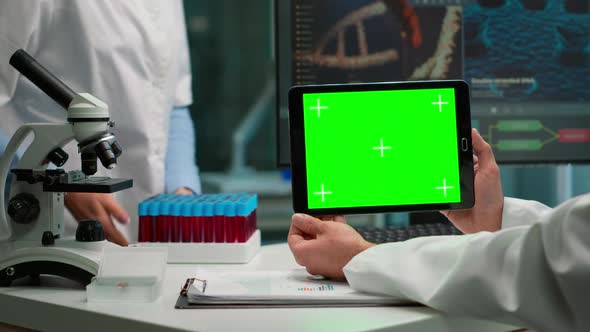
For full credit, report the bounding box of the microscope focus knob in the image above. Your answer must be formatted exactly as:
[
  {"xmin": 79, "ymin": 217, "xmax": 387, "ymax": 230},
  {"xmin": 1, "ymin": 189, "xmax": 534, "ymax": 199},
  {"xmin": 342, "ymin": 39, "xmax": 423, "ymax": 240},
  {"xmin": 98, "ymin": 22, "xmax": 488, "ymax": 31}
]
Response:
[
  {"xmin": 75, "ymin": 220, "xmax": 105, "ymax": 242},
  {"xmin": 7, "ymin": 193, "xmax": 40, "ymax": 224},
  {"xmin": 42, "ymin": 231, "xmax": 56, "ymax": 246},
  {"xmin": 47, "ymin": 147, "xmax": 69, "ymax": 167}
]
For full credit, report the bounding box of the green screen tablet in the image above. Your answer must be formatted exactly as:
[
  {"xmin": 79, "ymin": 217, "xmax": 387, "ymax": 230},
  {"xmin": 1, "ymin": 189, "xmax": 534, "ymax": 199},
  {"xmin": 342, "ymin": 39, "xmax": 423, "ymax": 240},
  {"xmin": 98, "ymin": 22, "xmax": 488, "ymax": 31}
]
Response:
[{"xmin": 288, "ymin": 80, "xmax": 474, "ymax": 215}]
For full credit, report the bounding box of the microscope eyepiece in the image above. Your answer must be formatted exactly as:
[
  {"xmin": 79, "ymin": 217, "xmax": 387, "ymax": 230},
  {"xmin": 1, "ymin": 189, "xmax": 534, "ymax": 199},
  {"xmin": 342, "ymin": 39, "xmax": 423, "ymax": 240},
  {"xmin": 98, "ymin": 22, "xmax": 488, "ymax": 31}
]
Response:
[{"xmin": 9, "ymin": 49, "xmax": 76, "ymax": 110}]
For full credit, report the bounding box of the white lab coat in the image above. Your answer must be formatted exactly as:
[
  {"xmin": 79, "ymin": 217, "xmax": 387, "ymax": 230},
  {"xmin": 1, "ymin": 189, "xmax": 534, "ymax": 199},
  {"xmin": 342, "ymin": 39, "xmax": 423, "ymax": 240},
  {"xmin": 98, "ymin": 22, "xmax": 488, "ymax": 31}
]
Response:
[
  {"xmin": 0, "ymin": 0, "xmax": 192, "ymax": 240},
  {"xmin": 344, "ymin": 194, "xmax": 590, "ymax": 331}
]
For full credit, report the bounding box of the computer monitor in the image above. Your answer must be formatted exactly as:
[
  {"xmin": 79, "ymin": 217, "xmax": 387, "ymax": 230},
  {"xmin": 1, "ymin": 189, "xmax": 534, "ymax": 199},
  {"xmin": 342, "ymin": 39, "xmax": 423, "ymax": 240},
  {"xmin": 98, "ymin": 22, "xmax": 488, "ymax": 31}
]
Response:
[{"xmin": 275, "ymin": 0, "xmax": 590, "ymax": 166}]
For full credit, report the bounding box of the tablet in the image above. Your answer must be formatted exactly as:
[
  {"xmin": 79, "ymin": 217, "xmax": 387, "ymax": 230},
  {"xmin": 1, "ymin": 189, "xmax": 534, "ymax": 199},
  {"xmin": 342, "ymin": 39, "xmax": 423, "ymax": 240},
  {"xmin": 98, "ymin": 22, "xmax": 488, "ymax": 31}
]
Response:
[{"xmin": 288, "ymin": 80, "xmax": 474, "ymax": 215}]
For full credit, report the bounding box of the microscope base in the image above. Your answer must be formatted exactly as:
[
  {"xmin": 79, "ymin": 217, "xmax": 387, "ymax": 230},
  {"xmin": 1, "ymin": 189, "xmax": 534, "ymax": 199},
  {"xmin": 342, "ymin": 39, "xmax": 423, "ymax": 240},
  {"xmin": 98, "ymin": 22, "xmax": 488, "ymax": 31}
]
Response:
[
  {"xmin": 0, "ymin": 261, "xmax": 94, "ymax": 286},
  {"xmin": 0, "ymin": 238, "xmax": 116, "ymax": 287}
]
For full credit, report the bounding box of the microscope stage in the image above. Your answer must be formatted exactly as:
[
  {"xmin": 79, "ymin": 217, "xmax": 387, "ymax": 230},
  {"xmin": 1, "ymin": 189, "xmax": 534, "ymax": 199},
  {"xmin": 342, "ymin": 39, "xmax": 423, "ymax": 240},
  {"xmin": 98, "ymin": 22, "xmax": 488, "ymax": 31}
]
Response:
[{"xmin": 44, "ymin": 177, "xmax": 133, "ymax": 193}]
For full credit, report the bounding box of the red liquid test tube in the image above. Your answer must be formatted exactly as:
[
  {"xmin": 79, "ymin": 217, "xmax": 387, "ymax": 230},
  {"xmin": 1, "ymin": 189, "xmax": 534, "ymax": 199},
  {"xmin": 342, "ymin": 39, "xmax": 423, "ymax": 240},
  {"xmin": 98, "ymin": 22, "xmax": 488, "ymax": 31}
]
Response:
[
  {"xmin": 154, "ymin": 196, "xmax": 175, "ymax": 242},
  {"xmin": 203, "ymin": 216, "xmax": 214, "ymax": 243},
  {"xmin": 190, "ymin": 195, "xmax": 208, "ymax": 243},
  {"xmin": 181, "ymin": 216, "xmax": 191, "ymax": 242},
  {"xmin": 213, "ymin": 215, "xmax": 225, "ymax": 243},
  {"xmin": 249, "ymin": 210, "xmax": 257, "ymax": 238},
  {"xmin": 170, "ymin": 195, "xmax": 188, "ymax": 242},
  {"xmin": 170, "ymin": 215, "xmax": 180, "ymax": 242},
  {"xmin": 138, "ymin": 197, "xmax": 159, "ymax": 242},
  {"xmin": 191, "ymin": 216, "xmax": 202, "ymax": 243},
  {"xmin": 156, "ymin": 215, "xmax": 169, "ymax": 242},
  {"xmin": 235, "ymin": 193, "xmax": 257, "ymax": 242},
  {"xmin": 213, "ymin": 194, "xmax": 232, "ymax": 243},
  {"xmin": 224, "ymin": 215, "xmax": 236, "ymax": 243},
  {"xmin": 223, "ymin": 194, "xmax": 240, "ymax": 243},
  {"xmin": 201, "ymin": 195, "xmax": 220, "ymax": 243},
  {"xmin": 236, "ymin": 216, "xmax": 247, "ymax": 243},
  {"xmin": 138, "ymin": 215, "xmax": 152, "ymax": 242}
]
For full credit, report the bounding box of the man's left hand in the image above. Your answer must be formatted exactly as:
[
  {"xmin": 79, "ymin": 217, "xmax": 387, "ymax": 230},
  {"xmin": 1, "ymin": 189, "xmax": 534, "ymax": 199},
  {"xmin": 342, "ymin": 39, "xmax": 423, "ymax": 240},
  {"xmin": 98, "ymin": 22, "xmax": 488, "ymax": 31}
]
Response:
[{"xmin": 288, "ymin": 213, "xmax": 374, "ymax": 279}]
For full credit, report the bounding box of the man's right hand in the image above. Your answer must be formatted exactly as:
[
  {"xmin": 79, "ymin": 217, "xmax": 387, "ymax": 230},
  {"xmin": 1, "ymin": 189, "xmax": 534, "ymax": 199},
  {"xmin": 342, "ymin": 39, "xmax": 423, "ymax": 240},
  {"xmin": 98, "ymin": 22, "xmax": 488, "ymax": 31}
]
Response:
[{"xmin": 441, "ymin": 128, "xmax": 504, "ymax": 233}]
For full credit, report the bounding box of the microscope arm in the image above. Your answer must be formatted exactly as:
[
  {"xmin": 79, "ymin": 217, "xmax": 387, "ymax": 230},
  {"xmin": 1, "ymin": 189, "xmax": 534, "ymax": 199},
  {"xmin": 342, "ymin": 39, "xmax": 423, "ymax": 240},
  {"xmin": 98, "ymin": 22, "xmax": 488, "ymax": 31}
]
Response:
[
  {"xmin": 0, "ymin": 127, "xmax": 28, "ymax": 241},
  {"xmin": 0, "ymin": 123, "xmax": 74, "ymax": 241}
]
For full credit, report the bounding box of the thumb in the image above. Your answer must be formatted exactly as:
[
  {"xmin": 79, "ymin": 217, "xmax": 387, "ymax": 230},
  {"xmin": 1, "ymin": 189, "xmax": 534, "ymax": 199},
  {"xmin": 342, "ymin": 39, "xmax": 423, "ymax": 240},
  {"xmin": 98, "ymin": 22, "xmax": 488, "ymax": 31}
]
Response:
[
  {"xmin": 471, "ymin": 128, "xmax": 497, "ymax": 170},
  {"xmin": 292, "ymin": 213, "xmax": 323, "ymax": 236}
]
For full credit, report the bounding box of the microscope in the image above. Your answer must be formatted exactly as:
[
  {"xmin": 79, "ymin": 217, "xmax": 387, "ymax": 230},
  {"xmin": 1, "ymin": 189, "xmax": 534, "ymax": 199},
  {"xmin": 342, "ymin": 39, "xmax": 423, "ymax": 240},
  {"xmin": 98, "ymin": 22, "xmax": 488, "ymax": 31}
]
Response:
[{"xmin": 0, "ymin": 50, "xmax": 133, "ymax": 286}]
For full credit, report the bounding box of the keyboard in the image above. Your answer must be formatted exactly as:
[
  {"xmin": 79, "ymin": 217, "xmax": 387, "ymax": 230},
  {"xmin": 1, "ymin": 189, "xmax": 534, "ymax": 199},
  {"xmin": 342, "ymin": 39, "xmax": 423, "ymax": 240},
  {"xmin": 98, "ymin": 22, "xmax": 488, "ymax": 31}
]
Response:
[{"xmin": 356, "ymin": 223, "xmax": 463, "ymax": 244}]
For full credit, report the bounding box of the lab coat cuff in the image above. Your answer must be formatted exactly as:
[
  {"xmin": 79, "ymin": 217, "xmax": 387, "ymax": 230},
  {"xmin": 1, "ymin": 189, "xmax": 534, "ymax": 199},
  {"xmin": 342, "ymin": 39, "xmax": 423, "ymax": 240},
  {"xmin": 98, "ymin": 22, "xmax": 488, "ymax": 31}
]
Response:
[
  {"xmin": 501, "ymin": 197, "xmax": 552, "ymax": 229},
  {"xmin": 174, "ymin": 77, "xmax": 193, "ymax": 107},
  {"xmin": 343, "ymin": 243, "xmax": 408, "ymax": 299}
]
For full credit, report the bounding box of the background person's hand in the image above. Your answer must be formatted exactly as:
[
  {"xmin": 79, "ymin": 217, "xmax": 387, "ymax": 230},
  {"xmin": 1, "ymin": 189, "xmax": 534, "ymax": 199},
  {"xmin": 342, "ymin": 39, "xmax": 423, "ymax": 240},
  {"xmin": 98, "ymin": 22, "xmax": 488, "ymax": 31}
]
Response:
[
  {"xmin": 441, "ymin": 128, "xmax": 504, "ymax": 233},
  {"xmin": 288, "ymin": 213, "xmax": 374, "ymax": 279},
  {"xmin": 65, "ymin": 192, "xmax": 130, "ymax": 246},
  {"xmin": 174, "ymin": 187, "xmax": 196, "ymax": 195}
]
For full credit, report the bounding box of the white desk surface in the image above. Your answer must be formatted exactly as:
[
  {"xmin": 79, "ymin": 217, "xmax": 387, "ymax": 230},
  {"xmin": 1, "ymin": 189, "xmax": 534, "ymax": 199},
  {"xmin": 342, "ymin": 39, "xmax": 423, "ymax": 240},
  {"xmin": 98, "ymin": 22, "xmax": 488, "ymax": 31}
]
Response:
[{"xmin": 0, "ymin": 243, "xmax": 516, "ymax": 332}]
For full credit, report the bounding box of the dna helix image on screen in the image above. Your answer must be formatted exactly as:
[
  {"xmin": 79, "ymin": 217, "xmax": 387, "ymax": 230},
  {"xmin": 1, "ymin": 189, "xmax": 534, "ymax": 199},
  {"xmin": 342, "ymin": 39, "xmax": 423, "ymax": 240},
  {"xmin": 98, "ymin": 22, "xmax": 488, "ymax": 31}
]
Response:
[{"xmin": 276, "ymin": 0, "xmax": 590, "ymax": 165}]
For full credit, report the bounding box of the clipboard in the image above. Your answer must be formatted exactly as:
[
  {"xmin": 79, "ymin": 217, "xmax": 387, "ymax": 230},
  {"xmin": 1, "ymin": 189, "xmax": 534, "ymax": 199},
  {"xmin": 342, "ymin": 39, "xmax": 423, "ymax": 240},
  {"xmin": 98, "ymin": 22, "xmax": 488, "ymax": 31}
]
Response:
[{"xmin": 174, "ymin": 270, "xmax": 415, "ymax": 309}]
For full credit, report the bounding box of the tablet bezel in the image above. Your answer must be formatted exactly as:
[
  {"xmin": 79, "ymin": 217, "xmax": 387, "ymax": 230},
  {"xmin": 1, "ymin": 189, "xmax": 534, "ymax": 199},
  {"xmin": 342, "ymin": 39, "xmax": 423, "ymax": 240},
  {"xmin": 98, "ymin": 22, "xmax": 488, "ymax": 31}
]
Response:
[{"xmin": 288, "ymin": 80, "xmax": 474, "ymax": 215}]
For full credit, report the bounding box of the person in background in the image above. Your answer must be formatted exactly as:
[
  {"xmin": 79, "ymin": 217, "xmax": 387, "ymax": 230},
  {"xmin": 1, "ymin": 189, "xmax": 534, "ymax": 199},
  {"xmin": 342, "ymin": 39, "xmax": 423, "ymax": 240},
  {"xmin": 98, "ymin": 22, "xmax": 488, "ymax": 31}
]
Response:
[
  {"xmin": 0, "ymin": 0, "xmax": 201, "ymax": 245},
  {"xmin": 289, "ymin": 129, "xmax": 590, "ymax": 332}
]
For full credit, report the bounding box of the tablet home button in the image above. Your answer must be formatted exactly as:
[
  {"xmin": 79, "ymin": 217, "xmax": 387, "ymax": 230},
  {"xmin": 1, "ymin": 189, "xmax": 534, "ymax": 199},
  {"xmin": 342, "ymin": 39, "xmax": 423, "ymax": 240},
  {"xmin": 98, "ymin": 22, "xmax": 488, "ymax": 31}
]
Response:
[{"xmin": 461, "ymin": 138, "xmax": 469, "ymax": 151}]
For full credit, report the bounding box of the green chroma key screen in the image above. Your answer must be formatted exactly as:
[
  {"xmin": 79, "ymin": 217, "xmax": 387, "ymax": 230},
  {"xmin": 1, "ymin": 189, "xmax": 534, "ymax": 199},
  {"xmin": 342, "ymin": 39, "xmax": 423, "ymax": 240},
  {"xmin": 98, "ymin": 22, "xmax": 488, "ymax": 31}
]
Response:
[{"xmin": 302, "ymin": 88, "xmax": 461, "ymax": 209}]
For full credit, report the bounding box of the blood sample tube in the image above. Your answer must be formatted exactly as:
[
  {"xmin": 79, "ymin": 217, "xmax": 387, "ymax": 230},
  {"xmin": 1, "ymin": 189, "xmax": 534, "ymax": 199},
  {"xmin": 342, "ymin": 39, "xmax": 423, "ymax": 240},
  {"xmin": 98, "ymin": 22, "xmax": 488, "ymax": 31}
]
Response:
[
  {"xmin": 246, "ymin": 194, "xmax": 258, "ymax": 238},
  {"xmin": 137, "ymin": 197, "xmax": 153, "ymax": 242},
  {"xmin": 169, "ymin": 195, "xmax": 185, "ymax": 243},
  {"xmin": 191, "ymin": 195, "xmax": 208, "ymax": 243},
  {"xmin": 223, "ymin": 194, "xmax": 240, "ymax": 243},
  {"xmin": 157, "ymin": 196, "xmax": 173, "ymax": 242},
  {"xmin": 148, "ymin": 195, "xmax": 162, "ymax": 243},
  {"xmin": 239, "ymin": 193, "xmax": 257, "ymax": 241},
  {"xmin": 235, "ymin": 194, "xmax": 249, "ymax": 243},
  {"xmin": 213, "ymin": 194, "xmax": 231, "ymax": 243},
  {"xmin": 179, "ymin": 195, "xmax": 194, "ymax": 242},
  {"xmin": 202, "ymin": 194, "xmax": 217, "ymax": 243}
]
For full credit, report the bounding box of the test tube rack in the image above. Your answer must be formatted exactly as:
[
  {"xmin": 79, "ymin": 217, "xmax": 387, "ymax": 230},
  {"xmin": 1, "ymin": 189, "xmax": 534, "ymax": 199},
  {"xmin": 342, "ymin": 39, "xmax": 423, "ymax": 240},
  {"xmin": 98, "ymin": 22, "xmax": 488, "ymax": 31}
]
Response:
[{"xmin": 130, "ymin": 193, "xmax": 260, "ymax": 263}]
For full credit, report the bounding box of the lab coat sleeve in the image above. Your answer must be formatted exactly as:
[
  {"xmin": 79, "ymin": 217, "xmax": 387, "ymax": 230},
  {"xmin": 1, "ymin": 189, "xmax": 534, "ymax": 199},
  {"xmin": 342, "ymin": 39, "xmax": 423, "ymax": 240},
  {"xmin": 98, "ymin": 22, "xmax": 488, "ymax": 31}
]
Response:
[
  {"xmin": 165, "ymin": 107, "xmax": 201, "ymax": 194},
  {"xmin": 0, "ymin": 1, "xmax": 47, "ymax": 108},
  {"xmin": 343, "ymin": 193, "xmax": 590, "ymax": 332}
]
